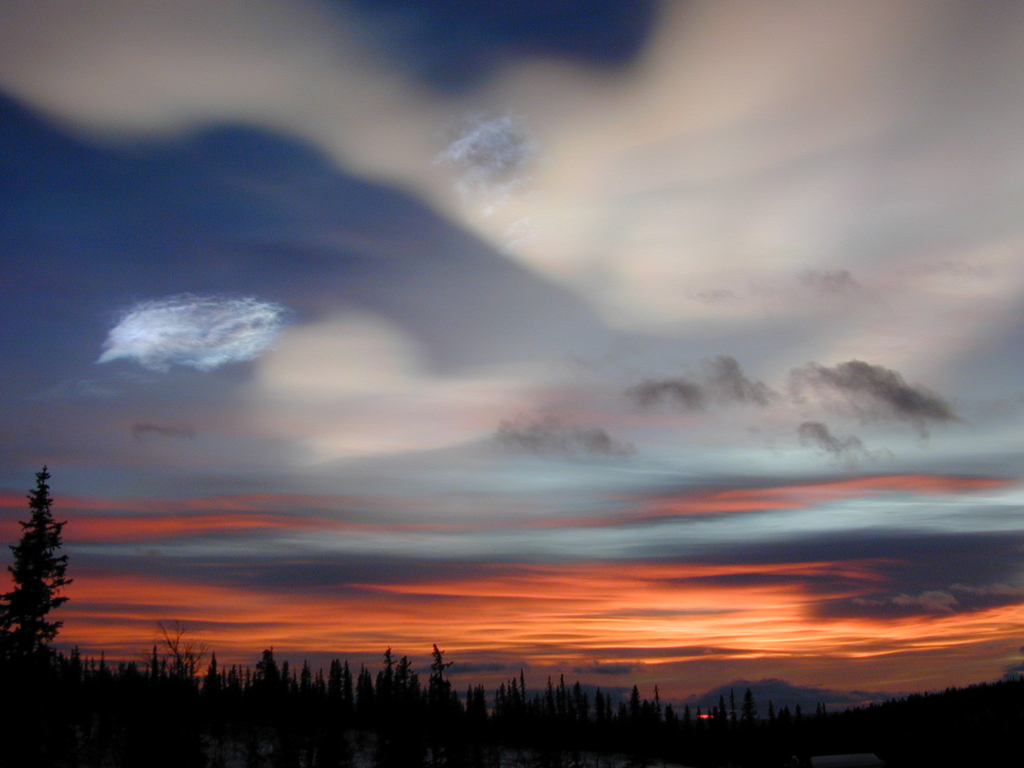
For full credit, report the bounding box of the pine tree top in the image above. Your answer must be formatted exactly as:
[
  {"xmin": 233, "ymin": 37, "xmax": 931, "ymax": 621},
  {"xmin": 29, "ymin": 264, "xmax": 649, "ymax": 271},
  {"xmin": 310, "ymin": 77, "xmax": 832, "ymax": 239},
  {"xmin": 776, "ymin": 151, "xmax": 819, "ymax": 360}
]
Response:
[{"xmin": 1, "ymin": 466, "xmax": 72, "ymax": 660}]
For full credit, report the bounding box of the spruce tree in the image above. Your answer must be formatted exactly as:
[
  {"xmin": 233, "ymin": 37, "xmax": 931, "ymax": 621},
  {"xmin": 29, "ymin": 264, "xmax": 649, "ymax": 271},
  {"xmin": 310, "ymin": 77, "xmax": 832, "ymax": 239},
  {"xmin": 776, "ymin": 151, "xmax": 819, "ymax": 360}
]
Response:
[{"xmin": 0, "ymin": 466, "xmax": 71, "ymax": 661}]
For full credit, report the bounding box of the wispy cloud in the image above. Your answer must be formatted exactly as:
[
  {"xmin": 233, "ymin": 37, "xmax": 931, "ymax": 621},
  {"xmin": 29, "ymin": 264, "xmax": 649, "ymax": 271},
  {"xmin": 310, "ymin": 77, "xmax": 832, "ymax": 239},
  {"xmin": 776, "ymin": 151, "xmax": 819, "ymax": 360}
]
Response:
[
  {"xmin": 891, "ymin": 590, "xmax": 959, "ymax": 614},
  {"xmin": 35, "ymin": 373, "xmax": 155, "ymax": 401},
  {"xmin": 132, "ymin": 423, "xmax": 196, "ymax": 440},
  {"xmin": 797, "ymin": 421, "xmax": 869, "ymax": 467},
  {"xmin": 98, "ymin": 294, "xmax": 286, "ymax": 371},
  {"xmin": 799, "ymin": 269, "xmax": 861, "ymax": 296},
  {"xmin": 436, "ymin": 113, "xmax": 538, "ymax": 209},
  {"xmin": 573, "ymin": 662, "xmax": 640, "ymax": 676},
  {"xmin": 633, "ymin": 475, "xmax": 1008, "ymax": 521},
  {"xmin": 626, "ymin": 356, "xmax": 773, "ymax": 410},
  {"xmin": 627, "ymin": 377, "xmax": 704, "ymax": 410},
  {"xmin": 703, "ymin": 356, "xmax": 776, "ymax": 406},
  {"xmin": 495, "ymin": 416, "xmax": 634, "ymax": 458}
]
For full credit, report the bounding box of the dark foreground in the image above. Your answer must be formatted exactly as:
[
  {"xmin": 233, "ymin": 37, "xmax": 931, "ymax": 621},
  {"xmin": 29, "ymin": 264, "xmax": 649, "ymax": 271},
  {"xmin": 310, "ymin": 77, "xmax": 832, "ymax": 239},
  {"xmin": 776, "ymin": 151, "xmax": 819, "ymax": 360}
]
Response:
[{"xmin": 2, "ymin": 646, "xmax": 1022, "ymax": 768}]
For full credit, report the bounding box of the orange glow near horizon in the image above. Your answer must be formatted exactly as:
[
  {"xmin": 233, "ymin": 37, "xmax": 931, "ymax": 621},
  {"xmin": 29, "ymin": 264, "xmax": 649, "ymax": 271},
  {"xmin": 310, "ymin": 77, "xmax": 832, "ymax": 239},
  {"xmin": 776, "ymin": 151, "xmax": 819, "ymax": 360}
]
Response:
[
  {"xmin": 3, "ymin": 472, "xmax": 1021, "ymax": 697},
  {"xmin": 52, "ymin": 559, "xmax": 1024, "ymax": 697}
]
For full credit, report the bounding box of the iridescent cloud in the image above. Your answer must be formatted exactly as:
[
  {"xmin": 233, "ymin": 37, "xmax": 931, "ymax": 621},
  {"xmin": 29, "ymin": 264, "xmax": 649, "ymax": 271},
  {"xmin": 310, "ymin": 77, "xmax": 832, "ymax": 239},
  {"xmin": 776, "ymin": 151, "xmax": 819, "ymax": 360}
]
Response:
[{"xmin": 98, "ymin": 294, "xmax": 285, "ymax": 371}]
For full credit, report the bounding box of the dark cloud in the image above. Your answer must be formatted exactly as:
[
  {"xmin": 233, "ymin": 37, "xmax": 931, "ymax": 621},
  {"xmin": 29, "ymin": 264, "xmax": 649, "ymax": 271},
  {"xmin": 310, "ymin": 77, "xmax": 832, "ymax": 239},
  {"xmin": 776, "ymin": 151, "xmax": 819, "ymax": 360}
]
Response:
[
  {"xmin": 569, "ymin": 645, "xmax": 743, "ymax": 661},
  {"xmin": 627, "ymin": 378, "xmax": 704, "ymax": 409},
  {"xmin": 799, "ymin": 269, "xmax": 860, "ymax": 295},
  {"xmin": 449, "ymin": 661, "xmax": 513, "ymax": 674},
  {"xmin": 627, "ymin": 356, "xmax": 773, "ymax": 410},
  {"xmin": 797, "ymin": 421, "xmax": 868, "ymax": 465},
  {"xmin": 790, "ymin": 360, "xmax": 956, "ymax": 433},
  {"xmin": 703, "ymin": 356, "xmax": 776, "ymax": 406},
  {"xmin": 131, "ymin": 423, "xmax": 197, "ymax": 440},
  {"xmin": 572, "ymin": 662, "xmax": 639, "ymax": 676},
  {"xmin": 802, "ymin": 535, "xmax": 1024, "ymax": 620},
  {"xmin": 495, "ymin": 416, "xmax": 634, "ymax": 457},
  {"xmin": 950, "ymin": 582, "xmax": 1024, "ymax": 598},
  {"xmin": 889, "ymin": 590, "xmax": 959, "ymax": 613},
  {"xmin": 644, "ymin": 531, "xmax": 1024, "ymax": 621},
  {"xmin": 338, "ymin": 0, "xmax": 660, "ymax": 91}
]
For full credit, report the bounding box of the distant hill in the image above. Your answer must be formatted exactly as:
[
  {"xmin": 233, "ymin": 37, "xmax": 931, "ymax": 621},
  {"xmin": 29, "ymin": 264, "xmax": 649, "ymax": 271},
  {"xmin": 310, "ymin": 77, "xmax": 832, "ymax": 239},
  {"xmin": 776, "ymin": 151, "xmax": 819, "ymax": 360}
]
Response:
[{"xmin": 686, "ymin": 678, "xmax": 894, "ymax": 715}]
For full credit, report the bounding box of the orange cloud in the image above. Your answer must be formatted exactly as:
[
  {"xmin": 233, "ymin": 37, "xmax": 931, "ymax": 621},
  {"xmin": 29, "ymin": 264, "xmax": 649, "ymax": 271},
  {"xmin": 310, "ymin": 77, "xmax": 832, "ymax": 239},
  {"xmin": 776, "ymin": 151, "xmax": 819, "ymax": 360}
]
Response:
[
  {"xmin": 627, "ymin": 474, "xmax": 1011, "ymax": 521},
  {"xmin": 0, "ymin": 492, "xmax": 480, "ymax": 544},
  {"xmin": 53, "ymin": 558, "xmax": 1024, "ymax": 699},
  {"xmin": 8, "ymin": 472, "xmax": 1022, "ymax": 698},
  {"xmin": 0, "ymin": 491, "xmax": 359, "ymax": 514},
  {"xmin": 64, "ymin": 512, "xmax": 334, "ymax": 542}
]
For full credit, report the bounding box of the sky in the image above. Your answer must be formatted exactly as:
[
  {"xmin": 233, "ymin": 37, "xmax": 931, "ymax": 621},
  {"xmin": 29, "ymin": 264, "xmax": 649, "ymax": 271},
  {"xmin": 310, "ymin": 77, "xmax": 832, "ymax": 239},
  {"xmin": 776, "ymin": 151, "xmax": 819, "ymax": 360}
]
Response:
[{"xmin": 3, "ymin": 0, "xmax": 1024, "ymax": 705}]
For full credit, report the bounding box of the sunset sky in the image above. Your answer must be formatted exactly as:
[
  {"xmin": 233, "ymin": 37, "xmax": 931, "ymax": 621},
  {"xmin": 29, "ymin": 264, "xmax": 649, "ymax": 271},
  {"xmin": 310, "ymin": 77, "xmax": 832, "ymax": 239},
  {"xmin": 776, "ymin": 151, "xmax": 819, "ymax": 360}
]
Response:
[{"xmin": 3, "ymin": 0, "xmax": 1024, "ymax": 705}]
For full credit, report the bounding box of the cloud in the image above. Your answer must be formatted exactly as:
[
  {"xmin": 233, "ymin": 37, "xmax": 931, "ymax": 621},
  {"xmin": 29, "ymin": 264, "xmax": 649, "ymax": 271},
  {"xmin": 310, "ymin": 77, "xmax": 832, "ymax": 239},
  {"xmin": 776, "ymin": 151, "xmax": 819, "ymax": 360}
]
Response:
[
  {"xmin": 449, "ymin": 661, "xmax": 512, "ymax": 675},
  {"xmin": 98, "ymin": 295, "xmax": 286, "ymax": 371},
  {"xmin": 35, "ymin": 373, "xmax": 153, "ymax": 401},
  {"xmin": 627, "ymin": 378, "xmax": 704, "ymax": 410},
  {"xmin": 339, "ymin": 0, "xmax": 659, "ymax": 91},
  {"xmin": 627, "ymin": 356, "xmax": 772, "ymax": 410},
  {"xmin": 797, "ymin": 421, "xmax": 868, "ymax": 466},
  {"xmin": 703, "ymin": 356, "xmax": 776, "ymax": 406},
  {"xmin": 495, "ymin": 416, "xmax": 634, "ymax": 458},
  {"xmin": 572, "ymin": 662, "xmax": 639, "ymax": 676},
  {"xmin": 799, "ymin": 269, "xmax": 860, "ymax": 296},
  {"xmin": 790, "ymin": 360, "xmax": 956, "ymax": 432},
  {"xmin": 891, "ymin": 590, "xmax": 959, "ymax": 613},
  {"xmin": 436, "ymin": 113, "xmax": 538, "ymax": 207},
  {"xmin": 252, "ymin": 314, "xmax": 535, "ymax": 459},
  {"xmin": 688, "ymin": 289, "xmax": 739, "ymax": 305},
  {"xmin": 950, "ymin": 583, "xmax": 1024, "ymax": 597},
  {"xmin": 131, "ymin": 423, "xmax": 196, "ymax": 440}
]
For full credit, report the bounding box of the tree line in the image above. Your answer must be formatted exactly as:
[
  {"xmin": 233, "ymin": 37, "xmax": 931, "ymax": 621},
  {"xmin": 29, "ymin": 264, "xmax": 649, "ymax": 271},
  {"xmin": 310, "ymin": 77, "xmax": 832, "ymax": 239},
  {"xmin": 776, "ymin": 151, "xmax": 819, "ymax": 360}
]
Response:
[
  {"xmin": 6, "ymin": 639, "xmax": 1024, "ymax": 768},
  {"xmin": 1, "ymin": 469, "xmax": 1022, "ymax": 768}
]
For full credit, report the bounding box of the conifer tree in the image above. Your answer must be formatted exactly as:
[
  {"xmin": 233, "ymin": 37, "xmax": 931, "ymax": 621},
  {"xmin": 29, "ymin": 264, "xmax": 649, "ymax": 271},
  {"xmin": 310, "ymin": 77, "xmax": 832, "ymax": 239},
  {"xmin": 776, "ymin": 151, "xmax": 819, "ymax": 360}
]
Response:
[
  {"xmin": 741, "ymin": 688, "xmax": 757, "ymax": 726},
  {"xmin": 0, "ymin": 467, "xmax": 71, "ymax": 661},
  {"xmin": 428, "ymin": 644, "xmax": 453, "ymax": 712}
]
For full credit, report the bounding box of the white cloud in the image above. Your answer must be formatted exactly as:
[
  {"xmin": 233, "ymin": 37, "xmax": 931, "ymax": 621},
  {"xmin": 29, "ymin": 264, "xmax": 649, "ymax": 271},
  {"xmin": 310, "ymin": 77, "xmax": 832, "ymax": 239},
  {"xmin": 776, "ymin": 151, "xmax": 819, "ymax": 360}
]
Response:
[
  {"xmin": 98, "ymin": 294, "xmax": 285, "ymax": 371},
  {"xmin": 250, "ymin": 314, "xmax": 538, "ymax": 459}
]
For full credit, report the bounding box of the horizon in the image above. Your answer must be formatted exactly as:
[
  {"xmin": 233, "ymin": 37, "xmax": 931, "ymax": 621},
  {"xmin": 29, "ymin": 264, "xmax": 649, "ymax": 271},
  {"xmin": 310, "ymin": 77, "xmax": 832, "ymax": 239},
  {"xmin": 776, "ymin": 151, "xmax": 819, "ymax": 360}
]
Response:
[{"xmin": 4, "ymin": 0, "xmax": 1024, "ymax": 706}]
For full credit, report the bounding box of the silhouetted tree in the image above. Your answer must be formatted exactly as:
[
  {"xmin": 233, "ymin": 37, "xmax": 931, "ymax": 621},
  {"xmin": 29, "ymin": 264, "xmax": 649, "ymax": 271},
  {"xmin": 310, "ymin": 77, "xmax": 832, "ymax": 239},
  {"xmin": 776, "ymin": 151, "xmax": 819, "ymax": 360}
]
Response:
[
  {"xmin": 160, "ymin": 620, "xmax": 207, "ymax": 680},
  {"xmin": 741, "ymin": 688, "xmax": 757, "ymax": 727},
  {"xmin": 356, "ymin": 664, "xmax": 375, "ymax": 726},
  {"xmin": 0, "ymin": 466, "xmax": 71, "ymax": 662},
  {"xmin": 426, "ymin": 645, "xmax": 460, "ymax": 767}
]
